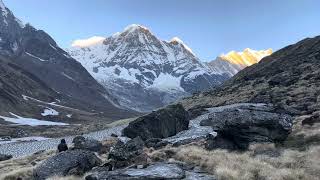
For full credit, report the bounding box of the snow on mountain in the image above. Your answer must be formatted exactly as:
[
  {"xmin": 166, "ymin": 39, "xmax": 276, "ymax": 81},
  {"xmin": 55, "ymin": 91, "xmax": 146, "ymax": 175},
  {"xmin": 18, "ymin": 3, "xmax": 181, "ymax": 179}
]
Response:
[
  {"xmin": 221, "ymin": 48, "xmax": 273, "ymax": 67},
  {"xmin": 67, "ymin": 24, "xmax": 228, "ymax": 112},
  {"xmin": 207, "ymin": 48, "xmax": 272, "ymax": 77},
  {"xmin": 0, "ymin": 0, "xmax": 24, "ymax": 27},
  {"xmin": 0, "ymin": 0, "xmax": 136, "ymax": 120},
  {"xmin": 0, "ymin": 0, "xmax": 8, "ymax": 17}
]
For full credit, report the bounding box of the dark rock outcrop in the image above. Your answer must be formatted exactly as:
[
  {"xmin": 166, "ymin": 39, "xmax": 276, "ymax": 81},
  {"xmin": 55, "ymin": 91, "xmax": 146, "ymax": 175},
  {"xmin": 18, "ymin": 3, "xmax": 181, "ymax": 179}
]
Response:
[
  {"xmin": 145, "ymin": 138, "xmax": 169, "ymax": 149},
  {"xmin": 72, "ymin": 136, "xmax": 103, "ymax": 152},
  {"xmin": 86, "ymin": 163, "xmax": 186, "ymax": 180},
  {"xmin": 123, "ymin": 104, "xmax": 190, "ymax": 140},
  {"xmin": 108, "ymin": 137, "xmax": 146, "ymax": 168},
  {"xmin": 205, "ymin": 134, "xmax": 238, "ymax": 150},
  {"xmin": 33, "ymin": 150, "xmax": 101, "ymax": 180},
  {"xmin": 201, "ymin": 105, "xmax": 293, "ymax": 150},
  {"xmin": 86, "ymin": 162, "xmax": 216, "ymax": 180},
  {"xmin": 0, "ymin": 154, "xmax": 12, "ymax": 161},
  {"xmin": 302, "ymin": 113, "xmax": 320, "ymax": 126}
]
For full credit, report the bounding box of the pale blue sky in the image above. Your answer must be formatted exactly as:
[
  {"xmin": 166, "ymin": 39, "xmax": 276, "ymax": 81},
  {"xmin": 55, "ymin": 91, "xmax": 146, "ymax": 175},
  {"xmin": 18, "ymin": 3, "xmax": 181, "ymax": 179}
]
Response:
[{"xmin": 4, "ymin": 0, "xmax": 320, "ymax": 60}]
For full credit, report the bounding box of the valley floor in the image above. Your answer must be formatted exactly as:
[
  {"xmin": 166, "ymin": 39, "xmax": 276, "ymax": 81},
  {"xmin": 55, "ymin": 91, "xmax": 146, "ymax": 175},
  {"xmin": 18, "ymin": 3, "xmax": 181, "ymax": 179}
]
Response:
[
  {"xmin": 0, "ymin": 103, "xmax": 319, "ymax": 180},
  {"xmin": 0, "ymin": 118, "xmax": 134, "ymax": 158}
]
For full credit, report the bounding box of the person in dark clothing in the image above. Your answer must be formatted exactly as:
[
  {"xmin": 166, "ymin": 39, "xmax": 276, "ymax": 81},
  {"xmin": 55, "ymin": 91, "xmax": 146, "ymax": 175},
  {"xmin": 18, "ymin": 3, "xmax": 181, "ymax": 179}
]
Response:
[{"xmin": 57, "ymin": 139, "xmax": 68, "ymax": 152}]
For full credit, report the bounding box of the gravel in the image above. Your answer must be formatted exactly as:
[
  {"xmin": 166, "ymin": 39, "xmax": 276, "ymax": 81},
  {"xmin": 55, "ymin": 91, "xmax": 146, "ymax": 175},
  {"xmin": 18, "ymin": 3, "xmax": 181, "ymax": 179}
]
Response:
[{"xmin": 0, "ymin": 125, "xmax": 126, "ymax": 158}]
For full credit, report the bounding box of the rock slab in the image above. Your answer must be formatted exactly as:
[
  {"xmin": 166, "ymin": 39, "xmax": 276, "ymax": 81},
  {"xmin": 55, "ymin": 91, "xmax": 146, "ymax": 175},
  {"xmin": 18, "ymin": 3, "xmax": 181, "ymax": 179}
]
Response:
[
  {"xmin": 33, "ymin": 150, "xmax": 101, "ymax": 180},
  {"xmin": 201, "ymin": 104, "xmax": 293, "ymax": 149},
  {"xmin": 123, "ymin": 104, "xmax": 190, "ymax": 140},
  {"xmin": 86, "ymin": 163, "xmax": 185, "ymax": 180}
]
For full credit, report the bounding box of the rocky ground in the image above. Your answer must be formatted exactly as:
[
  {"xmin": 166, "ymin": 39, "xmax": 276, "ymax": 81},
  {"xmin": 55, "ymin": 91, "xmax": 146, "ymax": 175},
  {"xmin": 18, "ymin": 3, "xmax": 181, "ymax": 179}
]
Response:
[
  {"xmin": 0, "ymin": 103, "xmax": 256, "ymax": 158},
  {"xmin": 0, "ymin": 119, "xmax": 132, "ymax": 158},
  {"xmin": 2, "ymin": 103, "xmax": 317, "ymax": 180}
]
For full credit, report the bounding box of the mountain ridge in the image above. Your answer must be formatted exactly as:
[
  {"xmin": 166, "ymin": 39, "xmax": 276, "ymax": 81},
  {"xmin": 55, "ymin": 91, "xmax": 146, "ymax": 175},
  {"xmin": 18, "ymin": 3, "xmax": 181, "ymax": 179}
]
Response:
[
  {"xmin": 67, "ymin": 24, "xmax": 228, "ymax": 112},
  {"xmin": 207, "ymin": 48, "xmax": 273, "ymax": 77},
  {"xmin": 0, "ymin": 1, "xmax": 136, "ymax": 119},
  {"xmin": 181, "ymin": 35, "xmax": 320, "ymax": 118}
]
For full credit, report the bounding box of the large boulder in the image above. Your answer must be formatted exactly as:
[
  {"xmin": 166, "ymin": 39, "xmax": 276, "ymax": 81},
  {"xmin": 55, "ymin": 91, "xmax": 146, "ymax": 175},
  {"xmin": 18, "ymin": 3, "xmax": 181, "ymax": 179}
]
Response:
[
  {"xmin": 85, "ymin": 163, "xmax": 186, "ymax": 180},
  {"xmin": 0, "ymin": 154, "xmax": 12, "ymax": 162},
  {"xmin": 108, "ymin": 137, "xmax": 147, "ymax": 168},
  {"xmin": 201, "ymin": 105, "xmax": 293, "ymax": 149},
  {"xmin": 72, "ymin": 136, "xmax": 103, "ymax": 152},
  {"xmin": 86, "ymin": 162, "xmax": 216, "ymax": 180},
  {"xmin": 123, "ymin": 104, "xmax": 190, "ymax": 140},
  {"xmin": 33, "ymin": 150, "xmax": 101, "ymax": 180}
]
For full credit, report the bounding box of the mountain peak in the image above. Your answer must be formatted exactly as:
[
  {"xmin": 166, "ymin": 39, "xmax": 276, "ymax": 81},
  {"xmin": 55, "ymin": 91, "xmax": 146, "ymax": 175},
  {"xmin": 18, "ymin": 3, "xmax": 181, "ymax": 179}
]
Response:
[
  {"xmin": 220, "ymin": 48, "xmax": 273, "ymax": 66},
  {"xmin": 71, "ymin": 36, "xmax": 106, "ymax": 48},
  {"xmin": 123, "ymin": 24, "xmax": 150, "ymax": 33},
  {"xmin": 170, "ymin": 37, "xmax": 184, "ymax": 44},
  {"xmin": 0, "ymin": 0, "xmax": 24, "ymax": 28},
  {"xmin": 0, "ymin": 0, "xmax": 8, "ymax": 15},
  {"xmin": 170, "ymin": 37, "xmax": 195, "ymax": 56}
]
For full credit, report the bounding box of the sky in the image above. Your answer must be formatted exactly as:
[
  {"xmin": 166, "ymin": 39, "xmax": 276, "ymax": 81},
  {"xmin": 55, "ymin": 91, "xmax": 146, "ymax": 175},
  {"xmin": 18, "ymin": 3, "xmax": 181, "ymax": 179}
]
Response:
[{"xmin": 3, "ymin": 0, "xmax": 320, "ymax": 61}]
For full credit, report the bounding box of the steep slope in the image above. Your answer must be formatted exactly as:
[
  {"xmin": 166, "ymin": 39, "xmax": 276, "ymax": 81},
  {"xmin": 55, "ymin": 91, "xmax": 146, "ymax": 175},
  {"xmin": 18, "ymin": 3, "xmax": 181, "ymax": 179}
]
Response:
[
  {"xmin": 0, "ymin": 56, "xmax": 56, "ymax": 114},
  {"xmin": 207, "ymin": 48, "xmax": 272, "ymax": 77},
  {"xmin": 67, "ymin": 24, "xmax": 228, "ymax": 112},
  {"xmin": 182, "ymin": 36, "xmax": 320, "ymax": 117},
  {"xmin": 0, "ymin": 0, "xmax": 136, "ymax": 119}
]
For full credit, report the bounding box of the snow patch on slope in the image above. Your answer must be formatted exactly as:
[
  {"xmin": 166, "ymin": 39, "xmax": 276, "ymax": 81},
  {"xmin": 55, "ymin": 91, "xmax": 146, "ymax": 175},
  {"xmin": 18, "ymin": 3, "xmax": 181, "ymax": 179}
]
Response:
[
  {"xmin": 149, "ymin": 73, "xmax": 184, "ymax": 92},
  {"xmin": 0, "ymin": 113, "xmax": 68, "ymax": 126},
  {"xmin": 41, "ymin": 108, "xmax": 59, "ymax": 116},
  {"xmin": 61, "ymin": 72, "xmax": 74, "ymax": 81},
  {"xmin": 26, "ymin": 52, "xmax": 48, "ymax": 62}
]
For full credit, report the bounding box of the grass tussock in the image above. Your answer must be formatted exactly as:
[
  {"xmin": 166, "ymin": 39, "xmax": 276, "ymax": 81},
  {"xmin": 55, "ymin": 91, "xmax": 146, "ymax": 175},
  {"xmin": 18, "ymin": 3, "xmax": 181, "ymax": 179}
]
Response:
[
  {"xmin": 105, "ymin": 117, "xmax": 137, "ymax": 128},
  {"xmin": 0, "ymin": 150, "xmax": 55, "ymax": 180},
  {"xmin": 283, "ymin": 115, "xmax": 320, "ymax": 149},
  {"xmin": 0, "ymin": 167, "xmax": 34, "ymax": 180},
  {"xmin": 150, "ymin": 144, "xmax": 320, "ymax": 180}
]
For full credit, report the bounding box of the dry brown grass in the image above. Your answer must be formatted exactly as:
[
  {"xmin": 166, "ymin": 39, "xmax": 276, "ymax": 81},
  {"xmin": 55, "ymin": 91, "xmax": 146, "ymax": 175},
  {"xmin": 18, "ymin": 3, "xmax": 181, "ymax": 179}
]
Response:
[
  {"xmin": 149, "ymin": 144, "xmax": 320, "ymax": 180},
  {"xmin": 283, "ymin": 115, "xmax": 320, "ymax": 149},
  {"xmin": 105, "ymin": 117, "xmax": 137, "ymax": 128},
  {"xmin": 0, "ymin": 150, "xmax": 55, "ymax": 180},
  {"xmin": 0, "ymin": 167, "xmax": 34, "ymax": 180}
]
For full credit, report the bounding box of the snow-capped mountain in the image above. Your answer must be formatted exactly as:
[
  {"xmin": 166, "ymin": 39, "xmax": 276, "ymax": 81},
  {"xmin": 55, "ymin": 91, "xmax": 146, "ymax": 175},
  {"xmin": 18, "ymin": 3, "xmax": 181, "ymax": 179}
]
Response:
[
  {"xmin": 67, "ymin": 24, "xmax": 228, "ymax": 112},
  {"xmin": 0, "ymin": 0, "xmax": 136, "ymax": 119},
  {"xmin": 207, "ymin": 48, "xmax": 273, "ymax": 77}
]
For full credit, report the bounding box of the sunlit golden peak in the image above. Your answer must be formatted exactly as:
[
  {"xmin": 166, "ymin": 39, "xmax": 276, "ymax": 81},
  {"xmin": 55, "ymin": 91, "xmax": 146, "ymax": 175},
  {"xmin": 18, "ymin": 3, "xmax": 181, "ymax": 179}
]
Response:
[{"xmin": 220, "ymin": 48, "xmax": 273, "ymax": 66}]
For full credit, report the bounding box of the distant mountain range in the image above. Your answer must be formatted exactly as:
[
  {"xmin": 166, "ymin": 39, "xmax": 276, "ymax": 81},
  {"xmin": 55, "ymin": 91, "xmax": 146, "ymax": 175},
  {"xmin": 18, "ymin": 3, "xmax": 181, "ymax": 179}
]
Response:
[
  {"xmin": 207, "ymin": 48, "xmax": 272, "ymax": 77},
  {"xmin": 0, "ymin": 0, "xmax": 272, "ymax": 114},
  {"xmin": 67, "ymin": 25, "xmax": 272, "ymax": 112}
]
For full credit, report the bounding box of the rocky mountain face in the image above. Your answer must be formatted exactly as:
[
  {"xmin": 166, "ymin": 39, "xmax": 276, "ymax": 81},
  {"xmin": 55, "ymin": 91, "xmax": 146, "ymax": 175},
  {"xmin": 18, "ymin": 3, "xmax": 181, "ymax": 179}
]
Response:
[
  {"xmin": 67, "ymin": 25, "xmax": 229, "ymax": 112},
  {"xmin": 0, "ymin": 0, "xmax": 135, "ymax": 119},
  {"xmin": 207, "ymin": 48, "xmax": 272, "ymax": 77},
  {"xmin": 182, "ymin": 36, "xmax": 320, "ymax": 117}
]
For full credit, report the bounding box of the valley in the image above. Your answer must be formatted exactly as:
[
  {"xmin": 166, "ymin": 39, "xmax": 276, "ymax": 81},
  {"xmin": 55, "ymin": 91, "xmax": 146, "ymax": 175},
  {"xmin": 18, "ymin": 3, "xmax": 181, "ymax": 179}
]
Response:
[{"xmin": 0, "ymin": 0, "xmax": 319, "ymax": 180}]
